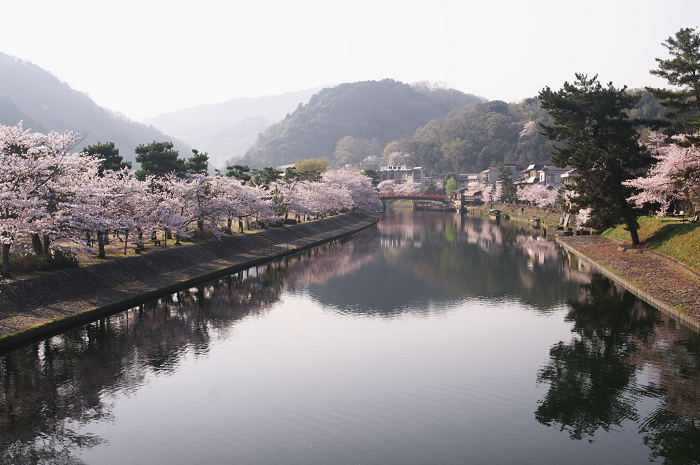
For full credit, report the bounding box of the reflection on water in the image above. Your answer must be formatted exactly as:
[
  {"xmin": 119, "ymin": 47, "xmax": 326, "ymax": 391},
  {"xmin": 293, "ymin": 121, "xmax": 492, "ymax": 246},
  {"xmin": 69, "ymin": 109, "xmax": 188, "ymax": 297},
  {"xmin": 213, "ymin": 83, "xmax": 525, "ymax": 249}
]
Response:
[
  {"xmin": 308, "ymin": 213, "xmax": 588, "ymax": 316},
  {"xmin": 1, "ymin": 212, "xmax": 699, "ymax": 464},
  {"xmin": 537, "ymin": 273, "xmax": 700, "ymax": 463}
]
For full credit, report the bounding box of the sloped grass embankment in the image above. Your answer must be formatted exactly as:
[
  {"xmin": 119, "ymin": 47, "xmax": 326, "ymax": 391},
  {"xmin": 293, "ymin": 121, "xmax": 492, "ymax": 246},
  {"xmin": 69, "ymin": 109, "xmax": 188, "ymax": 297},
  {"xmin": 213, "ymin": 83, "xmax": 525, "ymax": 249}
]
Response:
[{"xmin": 602, "ymin": 217, "xmax": 700, "ymax": 273}]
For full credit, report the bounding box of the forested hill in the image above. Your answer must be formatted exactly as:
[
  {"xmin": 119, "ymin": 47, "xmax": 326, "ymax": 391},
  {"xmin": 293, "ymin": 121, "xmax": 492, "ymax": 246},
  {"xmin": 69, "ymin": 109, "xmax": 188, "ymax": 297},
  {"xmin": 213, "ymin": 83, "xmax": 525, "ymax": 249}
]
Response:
[
  {"xmin": 389, "ymin": 98, "xmax": 554, "ymax": 174},
  {"xmin": 394, "ymin": 89, "xmax": 667, "ymax": 175},
  {"xmin": 238, "ymin": 80, "xmax": 486, "ymax": 168},
  {"xmin": 0, "ymin": 52, "xmax": 189, "ymax": 163}
]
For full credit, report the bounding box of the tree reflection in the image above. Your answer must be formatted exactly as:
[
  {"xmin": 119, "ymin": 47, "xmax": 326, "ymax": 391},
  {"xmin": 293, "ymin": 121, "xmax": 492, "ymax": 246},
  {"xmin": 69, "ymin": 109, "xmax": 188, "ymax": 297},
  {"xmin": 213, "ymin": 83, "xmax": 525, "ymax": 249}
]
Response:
[
  {"xmin": 0, "ymin": 236, "xmax": 371, "ymax": 464},
  {"xmin": 371, "ymin": 213, "xmax": 587, "ymax": 311},
  {"xmin": 536, "ymin": 273, "xmax": 700, "ymax": 463}
]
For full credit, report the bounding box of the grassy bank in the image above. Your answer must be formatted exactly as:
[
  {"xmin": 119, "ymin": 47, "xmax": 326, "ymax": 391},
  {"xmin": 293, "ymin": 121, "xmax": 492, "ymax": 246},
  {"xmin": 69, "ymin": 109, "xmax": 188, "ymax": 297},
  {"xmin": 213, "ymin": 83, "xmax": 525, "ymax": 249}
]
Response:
[{"xmin": 603, "ymin": 216, "xmax": 700, "ymax": 272}]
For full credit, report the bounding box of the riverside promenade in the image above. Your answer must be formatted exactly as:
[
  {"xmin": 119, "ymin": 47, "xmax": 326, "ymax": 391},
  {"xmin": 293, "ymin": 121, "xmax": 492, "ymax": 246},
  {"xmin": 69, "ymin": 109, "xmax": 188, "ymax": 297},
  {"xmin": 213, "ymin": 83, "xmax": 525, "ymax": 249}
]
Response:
[
  {"xmin": 0, "ymin": 212, "xmax": 381, "ymax": 350},
  {"xmin": 557, "ymin": 235, "xmax": 700, "ymax": 332}
]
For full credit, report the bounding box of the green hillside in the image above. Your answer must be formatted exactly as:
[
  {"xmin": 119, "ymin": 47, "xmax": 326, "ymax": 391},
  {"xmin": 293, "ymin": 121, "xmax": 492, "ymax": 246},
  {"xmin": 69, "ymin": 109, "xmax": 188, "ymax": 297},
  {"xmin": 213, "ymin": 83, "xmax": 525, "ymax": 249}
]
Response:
[
  {"xmin": 393, "ymin": 98, "xmax": 554, "ymax": 174},
  {"xmin": 239, "ymin": 80, "xmax": 485, "ymax": 168}
]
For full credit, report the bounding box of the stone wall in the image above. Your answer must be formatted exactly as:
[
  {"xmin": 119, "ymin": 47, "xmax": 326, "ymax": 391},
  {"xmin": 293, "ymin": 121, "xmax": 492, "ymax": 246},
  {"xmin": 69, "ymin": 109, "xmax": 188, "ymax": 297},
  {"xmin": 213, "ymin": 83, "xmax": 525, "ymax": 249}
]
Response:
[{"xmin": 0, "ymin": 212, "xmax": 381, "ymax": 348}]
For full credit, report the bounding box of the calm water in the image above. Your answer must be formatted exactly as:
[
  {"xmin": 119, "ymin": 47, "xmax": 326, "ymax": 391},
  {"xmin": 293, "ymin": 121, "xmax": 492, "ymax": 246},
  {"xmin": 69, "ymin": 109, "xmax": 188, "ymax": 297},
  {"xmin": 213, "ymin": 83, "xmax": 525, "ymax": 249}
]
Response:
[{"xmin": 2, "ymin": 212, "xmax": 700, "ymax": 464}]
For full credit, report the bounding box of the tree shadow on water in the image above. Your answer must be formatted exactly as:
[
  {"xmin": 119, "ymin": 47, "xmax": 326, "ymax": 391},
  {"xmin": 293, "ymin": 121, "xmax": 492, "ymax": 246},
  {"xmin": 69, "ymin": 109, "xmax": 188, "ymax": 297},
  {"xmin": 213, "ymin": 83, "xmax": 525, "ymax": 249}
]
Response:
[{"xmin": 535, "ymin": 273, "xmax": 700, "ymax": 463}]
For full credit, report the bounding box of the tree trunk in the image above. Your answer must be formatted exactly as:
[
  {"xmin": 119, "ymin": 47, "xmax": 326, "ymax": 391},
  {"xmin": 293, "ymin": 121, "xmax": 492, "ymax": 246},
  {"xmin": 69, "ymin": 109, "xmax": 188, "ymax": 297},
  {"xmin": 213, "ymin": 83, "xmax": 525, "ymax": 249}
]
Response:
[
  {"xmin": 31, "ymin": 234, "xmax": 43, "ymax": 255},
  {"xmin": 42, "ymin": 234, "xmax": 50, "ymax": 255},
  {"xmin": 1, "ymin": 243, "xmax": 11, "ymax": 278},
  {"xmin": 629, "ymin": 225, "xmax": 640, "ymax": 245},
  {"xmin": 123, "ymin": 231, "xmax": 130, "ymax": 255},
  {"xmin": 97, "ymin": 231, "xmax": 106, "ymax": 258}
]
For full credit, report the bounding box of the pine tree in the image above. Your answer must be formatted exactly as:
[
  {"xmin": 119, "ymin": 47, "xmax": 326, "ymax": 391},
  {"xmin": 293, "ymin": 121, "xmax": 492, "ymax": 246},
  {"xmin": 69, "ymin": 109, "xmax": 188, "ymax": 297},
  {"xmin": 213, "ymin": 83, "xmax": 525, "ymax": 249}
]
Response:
[
  {"xmin": 81, "ymin": 141, "xmax": 132, "ymax": 176},
  {"xmin": 134, "ymin": 141, "xmax": 185, "ymax": 181},
  {"xmin": 646, "ymin": 27, "xmax": 700, "ymax": 146},
  {"xmin": 539, "ymin": 74, "xmax": 652, "ymax": 244}
]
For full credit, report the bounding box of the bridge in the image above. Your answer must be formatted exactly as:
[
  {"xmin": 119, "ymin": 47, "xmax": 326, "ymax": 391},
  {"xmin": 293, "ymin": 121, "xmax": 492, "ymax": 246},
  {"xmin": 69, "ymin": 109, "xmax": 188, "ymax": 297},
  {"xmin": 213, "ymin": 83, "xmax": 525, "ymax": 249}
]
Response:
[{"xmin": 379, "ymin": 193, "xmax": 454, "ymax": 211}]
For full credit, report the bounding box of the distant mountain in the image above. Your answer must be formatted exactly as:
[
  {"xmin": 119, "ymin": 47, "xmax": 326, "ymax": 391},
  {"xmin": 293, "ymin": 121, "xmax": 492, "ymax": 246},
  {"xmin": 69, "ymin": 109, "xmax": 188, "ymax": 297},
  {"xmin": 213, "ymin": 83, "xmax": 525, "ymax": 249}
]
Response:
[
  {"xmin": 203, "ymin": 117, "xmax": 272, "ymax": 170},
  {"xmin": 144, "ymin": 87, "xmax": 324, "ymax": 168},
  {"xmin": 240, "ymin": 79, "xmax": 487, "ymax": 169},
  {"xmin": 0, "ymin": 52, "xmax": 190, "ymax": 164}
]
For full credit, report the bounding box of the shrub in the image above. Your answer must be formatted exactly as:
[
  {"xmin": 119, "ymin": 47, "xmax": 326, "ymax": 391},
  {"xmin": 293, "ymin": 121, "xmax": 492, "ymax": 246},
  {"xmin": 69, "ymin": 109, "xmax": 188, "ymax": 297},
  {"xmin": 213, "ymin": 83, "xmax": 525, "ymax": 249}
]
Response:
[
  {"xmin": 189, "ymin": 227, "xmax": 215, "ymax": 241},
  {"xmin": 41, "ymin": 250, "xmax": 79, "ymax": 271},
  {"xmin": 283, "ymin": 218, "xmax": 297, "ymax": 225},
  {"xmin": 8, "ymin": 253, "xmax": 44, "ymax": 274}
]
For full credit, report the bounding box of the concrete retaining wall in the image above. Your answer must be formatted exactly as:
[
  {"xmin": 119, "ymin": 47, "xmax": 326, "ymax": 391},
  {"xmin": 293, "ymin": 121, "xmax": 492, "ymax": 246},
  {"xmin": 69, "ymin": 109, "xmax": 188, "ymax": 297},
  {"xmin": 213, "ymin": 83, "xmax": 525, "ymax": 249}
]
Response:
[{"xmin": 0, "ymin": 212, "xmax": 381, "ymax": 350}]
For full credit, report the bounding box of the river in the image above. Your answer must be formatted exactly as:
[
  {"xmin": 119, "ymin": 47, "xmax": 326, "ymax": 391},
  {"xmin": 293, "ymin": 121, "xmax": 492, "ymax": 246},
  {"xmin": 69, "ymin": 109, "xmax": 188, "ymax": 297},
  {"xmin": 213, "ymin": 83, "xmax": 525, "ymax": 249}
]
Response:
[{"xmin": 1, "ymin": 212, "xmax": 699, "ymax": 464}]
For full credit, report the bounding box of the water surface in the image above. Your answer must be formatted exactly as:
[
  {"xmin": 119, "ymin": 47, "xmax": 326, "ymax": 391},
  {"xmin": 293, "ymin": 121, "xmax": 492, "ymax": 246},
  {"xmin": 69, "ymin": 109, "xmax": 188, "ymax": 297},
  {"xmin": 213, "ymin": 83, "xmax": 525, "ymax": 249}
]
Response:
[{"xmin": 2, "ymin": 212, "xmax": 699, "ymax": 464}]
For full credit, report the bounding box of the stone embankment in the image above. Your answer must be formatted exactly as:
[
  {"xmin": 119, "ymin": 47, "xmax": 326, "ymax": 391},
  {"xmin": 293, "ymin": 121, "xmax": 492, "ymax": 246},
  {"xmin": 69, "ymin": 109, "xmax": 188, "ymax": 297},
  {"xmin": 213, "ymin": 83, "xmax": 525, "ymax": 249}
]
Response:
[
  {"xmin": 472, "ymin": 203, "xmax": 570, "ymax": 227},
  {"xmin": 474, "ymin": 204, "xmax": 700, "ymax": 331},
  {"xmin": 0, "ymin": 212, "xmax": 381, "ymax": 350},
  {"xmin": 557, "ymin": 235, "xmax": 700, "ymax": 332}
]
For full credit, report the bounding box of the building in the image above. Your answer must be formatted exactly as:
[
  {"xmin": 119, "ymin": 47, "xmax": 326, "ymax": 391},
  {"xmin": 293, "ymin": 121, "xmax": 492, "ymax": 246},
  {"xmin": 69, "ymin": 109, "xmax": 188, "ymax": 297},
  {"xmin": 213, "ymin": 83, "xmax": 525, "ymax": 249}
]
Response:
[
  {"xmin": 478, "ymin": 165, "xmax": 521, "ymax": 185},
  {"xmin": 379, "ymin": 165, "xmax": 426, "ymax": 191},
  {"xmin": 457, "ymin": 173, "xmax": 480, "ymax": 187},
  {"xmin": 523, "ymin": 163, "xmax": 572, "ymax": 185},
  {"xmin": 453, "ymin": 188, "xmax": 483, "ymax": 205}
]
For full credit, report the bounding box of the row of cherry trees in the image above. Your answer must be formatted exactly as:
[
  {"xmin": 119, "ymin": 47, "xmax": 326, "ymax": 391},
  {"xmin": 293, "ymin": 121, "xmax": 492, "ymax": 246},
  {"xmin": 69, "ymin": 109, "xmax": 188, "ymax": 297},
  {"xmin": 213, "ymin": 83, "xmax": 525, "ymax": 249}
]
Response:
[{"xmin": 0, "ymin": 123, "xmax": 382, "ymax": 277}]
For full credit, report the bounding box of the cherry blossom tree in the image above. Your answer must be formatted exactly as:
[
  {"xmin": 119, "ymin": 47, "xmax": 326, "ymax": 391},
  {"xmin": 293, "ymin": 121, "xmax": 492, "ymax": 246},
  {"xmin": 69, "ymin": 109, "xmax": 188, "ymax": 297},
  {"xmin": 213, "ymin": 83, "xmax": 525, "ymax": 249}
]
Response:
[
  {"xmin": 0, "ymin": 122, "xmax": 88, "ymax": 276},
  {"xmin": 624, "ymin": 132, "xmax": 700, "ymax": 214},
  {"xmin": 322, "ymin": 168, "xmax": 382, "ymax": 212},
  {"xmin": 518, "ymin": 184, "xmax": 560, "ymax": 208},
  {"xmin": 377, "ymin": 179, "xmax": 421, "ymax": 194},
  {"xmin": 481, "ymin": 183, "xmax": 502, "ymax": 204}
]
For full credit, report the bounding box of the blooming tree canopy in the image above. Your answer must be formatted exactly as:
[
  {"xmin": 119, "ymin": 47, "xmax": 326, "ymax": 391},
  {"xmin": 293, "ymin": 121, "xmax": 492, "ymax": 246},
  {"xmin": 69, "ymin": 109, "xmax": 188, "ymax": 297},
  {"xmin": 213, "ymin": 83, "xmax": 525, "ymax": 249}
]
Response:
[
  {"xmin": 518, "ymin": 184, "xmax": 560, "ymax": 208},
  {"xmin": 624, "ymin": 132, "xmax": 700, "ymax": 213}
]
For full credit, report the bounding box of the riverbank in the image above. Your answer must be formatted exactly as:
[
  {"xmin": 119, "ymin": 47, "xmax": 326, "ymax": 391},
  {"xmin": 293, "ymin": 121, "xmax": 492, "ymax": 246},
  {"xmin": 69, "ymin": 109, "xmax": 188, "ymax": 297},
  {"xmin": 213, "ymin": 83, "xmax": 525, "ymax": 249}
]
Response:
[
  {"xmin": 0, "ymin": 212, "xmax": 381, "ymax": 351},
  {"xmin": 557, "ymin": 235, "xmax": 700, "ymax": 332},
  {"xmin": 463, "ymin": 205, "xmax": 700, "ymax": 331},
  {"xmin": 470, "ymin": 202, "xmax": 568, "ymax": 227}
]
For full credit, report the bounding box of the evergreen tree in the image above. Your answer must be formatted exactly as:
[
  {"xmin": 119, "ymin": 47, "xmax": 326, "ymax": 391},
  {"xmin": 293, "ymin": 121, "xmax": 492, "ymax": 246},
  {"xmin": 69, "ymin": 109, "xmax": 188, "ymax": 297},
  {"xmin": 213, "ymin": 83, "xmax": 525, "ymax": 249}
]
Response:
[
  {"xmin": 539, "ymin": 74, "xmax": 653, "ymax": 244},
  {"xmin": 134, "ymin": 141, "xmax": 185, "ymax": 181},
  {"xmin": 250, "ymin": 166, "xmax": 283, "ymax": 188},
  {"xmin": 362, "ymin": 169, "xmax": 379, "ymax": 187},
  {"xmin": 185, "ymin": 149, "xmax": 209, "ymax": 175},
  {"xmin": 225, "ymin": 164, "xmax": 251, "ymax": 182},
  {"xmin": 498, "ymin": 167, "xmax": 517, "ymax": 203},
  {"xmin": 646, "ymin": 27, "xmax": 700, "ymax": 146},
  {"xmin": 81, "ymin": 141, "xmax": 131, "ymax": 177}
]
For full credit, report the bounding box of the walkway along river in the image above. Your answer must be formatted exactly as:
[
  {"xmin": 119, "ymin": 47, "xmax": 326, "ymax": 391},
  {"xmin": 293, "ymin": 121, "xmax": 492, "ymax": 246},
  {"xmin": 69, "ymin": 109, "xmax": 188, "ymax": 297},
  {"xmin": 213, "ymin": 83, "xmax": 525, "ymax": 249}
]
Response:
[{"xmin": 0, "ymin": 212, "xmax": 381, "ymax": 351}]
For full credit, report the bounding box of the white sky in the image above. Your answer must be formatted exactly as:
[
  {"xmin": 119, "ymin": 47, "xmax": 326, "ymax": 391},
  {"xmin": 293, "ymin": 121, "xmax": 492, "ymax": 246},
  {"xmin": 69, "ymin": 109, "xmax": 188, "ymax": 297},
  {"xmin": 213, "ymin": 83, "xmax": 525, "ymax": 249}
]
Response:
[{"xmin": 1, "ymin": 0, "xmax": 698, "ymax": 121}]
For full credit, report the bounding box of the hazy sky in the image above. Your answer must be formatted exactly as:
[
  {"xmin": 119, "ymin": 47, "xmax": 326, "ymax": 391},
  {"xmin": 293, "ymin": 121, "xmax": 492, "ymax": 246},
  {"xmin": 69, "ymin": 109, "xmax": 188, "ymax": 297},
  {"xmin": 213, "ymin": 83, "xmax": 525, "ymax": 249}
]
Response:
[{"xmin": 2, "ymin": 0, "xmax": 698, "ymax": 121}]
